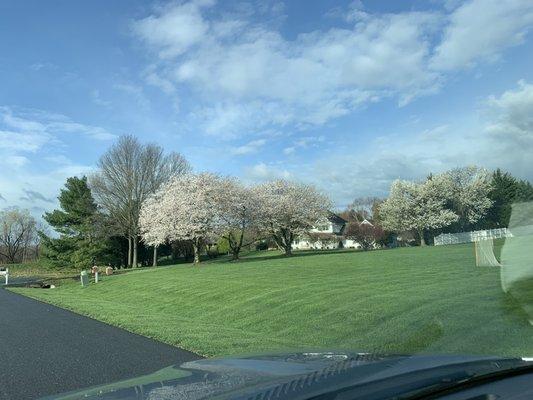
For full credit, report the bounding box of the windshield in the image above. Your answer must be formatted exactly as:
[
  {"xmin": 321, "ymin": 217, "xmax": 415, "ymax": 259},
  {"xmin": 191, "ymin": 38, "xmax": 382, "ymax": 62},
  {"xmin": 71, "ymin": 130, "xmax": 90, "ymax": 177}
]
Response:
[{"xmin": 1, "ymin": 1, "xmax": 532, "ymax": 399}]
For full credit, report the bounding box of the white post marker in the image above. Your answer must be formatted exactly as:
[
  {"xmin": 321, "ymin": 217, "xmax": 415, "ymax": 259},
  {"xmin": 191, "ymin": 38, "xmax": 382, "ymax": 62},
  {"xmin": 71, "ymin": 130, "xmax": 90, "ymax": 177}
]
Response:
[
  {"xmin": 95, "ymin": 271, "xmax": 99, "ymax": 283},
  {"xmin": 80, "ymin": 270, "xmax": 89, "ymax": 287},
  {"xmin": 0, "ymin": 268, "xmax": 8, "ymax": 285}
]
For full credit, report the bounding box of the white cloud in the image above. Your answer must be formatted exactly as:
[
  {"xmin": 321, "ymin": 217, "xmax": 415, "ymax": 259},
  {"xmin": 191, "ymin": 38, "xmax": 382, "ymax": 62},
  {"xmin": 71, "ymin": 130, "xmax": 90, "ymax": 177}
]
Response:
[
  {"xmin": 131, "ymin": 1, "xmax": 533, "ymax": 141},
  {"xmin": 0, "ymin": 106, "xmax": 112, "ymax": 214},
  {"xmin": 4, "ymin": 155, "xmax": 29, "ymax": 168},
  {"xmin": 143, "ymin": 67, "xmax": 176, "ymax": 94},
  {"xmin": 0, "ymin": 106, "xmax": 116, "ymax": 144},
  {"xmin": 113, "ymin": 83, "xmax": 150, "ymax": 109},
  {"xmin": 282, "ymin": 135, "xmax": 325, "ymax": 156},
  {"xmin": 231, "ymin": 139, "xmax": 266, "ymax": 155},
  {"xmin": 29, "ymin": 62, "xmax": 58, "ymax": 72},
  {"xmin": 245, "ymin": 162, "xmax": 291, "ymax": 181},
  {"xmin": 293, "ymin": 81, "xmax": 533, "ymax": 206},
  {"xmin": 132, "ymin": 2, "xmax": 443, "ymax": 136},
  {"xmin": 484, "ymin": 81, "xmax": 533, "ymax": 177},
  {"xmin": 283, "ymin": 147, "xmax": 295, "ymax": 155},
  {"xmin": 431, "ymin": 0, "xmax": 533, "ymax": 70},
  {"xmin": 132, "ymin": 0, "xmax": 214, "ymax": 58},
  {"xmin": 0, "ymin": 129, "xmax": 51, "ymax": 152}
]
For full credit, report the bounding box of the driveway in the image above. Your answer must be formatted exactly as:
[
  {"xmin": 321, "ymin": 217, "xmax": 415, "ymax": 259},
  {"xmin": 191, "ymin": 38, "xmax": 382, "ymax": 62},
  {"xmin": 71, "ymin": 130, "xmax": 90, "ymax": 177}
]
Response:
[{"xmin": 0, "ymin": 288, "xmax": 201, "ymax": 399}]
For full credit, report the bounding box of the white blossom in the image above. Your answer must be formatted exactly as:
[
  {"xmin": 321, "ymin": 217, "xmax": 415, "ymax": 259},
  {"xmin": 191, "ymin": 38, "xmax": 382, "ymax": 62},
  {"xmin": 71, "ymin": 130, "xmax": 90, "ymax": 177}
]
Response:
[
  {"xmin": 214, "ymin": 178, "xmax": 261, "ymax": 259},
  {"xmin": 443, "ymin": 166, "xmax": 493, "ymax": 228},
  {"xmin": 253, "ymin": 180, "xmax": 332, "ymax": 255},
  {"xmin": 379, "ymin": 175, "xmax": 459, "ymax": 245},
  {"xmin": 140, "ymin": 173, "xmax": 223, "ymax": 263}
]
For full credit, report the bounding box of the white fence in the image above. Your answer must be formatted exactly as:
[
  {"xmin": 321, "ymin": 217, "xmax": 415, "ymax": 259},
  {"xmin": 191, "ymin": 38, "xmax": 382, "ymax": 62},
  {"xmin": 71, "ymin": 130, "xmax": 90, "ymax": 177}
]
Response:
[{"xmin": 434, "ymin": 228, "xmax": 513, "ymax": 246}]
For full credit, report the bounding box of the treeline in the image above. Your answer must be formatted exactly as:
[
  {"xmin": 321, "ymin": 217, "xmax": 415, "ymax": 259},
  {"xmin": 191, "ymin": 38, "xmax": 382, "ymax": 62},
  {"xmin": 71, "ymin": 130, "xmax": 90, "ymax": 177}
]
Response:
[
  {"xmin": 2, "ymin": 134, "xmax": 532, "ymax": 267},
  {"xmin": 338, "ymin": 167, "xmax": 533, "ymax": 248},
  {"xmin": 38, "ymin": 135, "xmax": 190, "ymax": 269},
  {"xmin": 37, "ymin": 136, "xmax": 331, "ymax": 269}
]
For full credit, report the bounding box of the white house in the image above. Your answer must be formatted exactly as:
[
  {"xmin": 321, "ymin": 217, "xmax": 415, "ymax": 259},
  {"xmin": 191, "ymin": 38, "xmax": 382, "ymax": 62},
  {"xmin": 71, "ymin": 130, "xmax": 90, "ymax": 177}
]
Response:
[{"xmin": 292, "ymin": 213, "xmax": 371, "ymax": 250}]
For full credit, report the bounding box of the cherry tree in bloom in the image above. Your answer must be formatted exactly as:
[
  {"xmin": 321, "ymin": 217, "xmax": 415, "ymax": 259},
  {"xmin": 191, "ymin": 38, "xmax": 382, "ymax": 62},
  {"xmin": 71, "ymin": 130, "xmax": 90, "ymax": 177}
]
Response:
[
  {"xmin": 140, "ymin": 173, "xmax": 223, "ymax": 264},
  {"xmin": 215, "ymin": 178, "xmax": 261, "ymax": 260},
  {"xmin": 253, "ymin": 180, "xmax": 332, "ymax": 256},
  {"xmin": 443, "ymin": 166, "xmax": 493, "ymax": 231},
  {"xmin": 379, "ymin": 175, "xmax": 459, "ymax": 246}
]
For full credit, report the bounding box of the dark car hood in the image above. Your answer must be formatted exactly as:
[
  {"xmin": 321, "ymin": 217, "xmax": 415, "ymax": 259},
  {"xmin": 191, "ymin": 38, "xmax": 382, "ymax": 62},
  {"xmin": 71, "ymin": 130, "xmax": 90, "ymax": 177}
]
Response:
[{"xmin": 43, "ymin": 351, "xmax": 526, "ymax": 400}]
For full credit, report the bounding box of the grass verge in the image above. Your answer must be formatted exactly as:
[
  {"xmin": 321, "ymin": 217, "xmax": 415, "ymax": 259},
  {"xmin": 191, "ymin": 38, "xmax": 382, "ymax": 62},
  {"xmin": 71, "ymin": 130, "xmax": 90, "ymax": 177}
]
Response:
[{"xmin": 10, "ymin": 242, "xmax": 533, "ymax": 358}]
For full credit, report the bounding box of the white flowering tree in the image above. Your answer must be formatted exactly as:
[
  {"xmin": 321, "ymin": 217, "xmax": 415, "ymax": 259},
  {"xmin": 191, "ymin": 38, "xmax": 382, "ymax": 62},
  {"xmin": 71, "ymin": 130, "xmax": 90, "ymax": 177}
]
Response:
[
  {"xmin": 254, "ymin": 180, "xmax": 332, "ymax": 256},
  {"xmin": 215, "ymin": 178, "xmax": 261, "ymax": 260},
  {"xmin": 444, "ymin": 166, "xmax": 493, "ymax": 230},
  {"xmin": 379, "ymin": 176, "xmax": 458, "ymax": 246},
  {"xmin": 140, "ymin": 173, "xmax": 222, "ymax": 264}
]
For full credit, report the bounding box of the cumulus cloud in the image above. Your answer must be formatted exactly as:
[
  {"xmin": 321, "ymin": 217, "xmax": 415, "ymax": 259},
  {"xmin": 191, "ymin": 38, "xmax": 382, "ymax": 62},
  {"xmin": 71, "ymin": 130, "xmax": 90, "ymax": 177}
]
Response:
[
  {"xmin": 482, "ymin": 80, "xmax": 533, "ymax": 178},
  {"xmin": 431, "ymin": 0, "xmax": 533, "ymax": 70},
  {"xmin": 485, "ymin": 80, "xmax": 533, "ymax": 145},
  {"xmin": 132, "ymin": 2, "xmax": 443, "ymax": 136},
  {"xmin": 132, "ymin": 0, "xmax": 214, "ymax": 58},
  {"xmin": 297, "ymin": 81, "xmax": 533, "ymax": 206},
  {"xmin": 131, "ymin": 0, "xmax": 533, "ymax": 140}
]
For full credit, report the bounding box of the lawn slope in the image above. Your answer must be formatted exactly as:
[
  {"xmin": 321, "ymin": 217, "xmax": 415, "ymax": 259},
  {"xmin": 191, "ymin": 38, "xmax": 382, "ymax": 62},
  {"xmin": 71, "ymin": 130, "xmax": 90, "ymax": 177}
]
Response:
[{"xmin": 10, "ymin": 244, "xmax": 533, "ymax": 357}]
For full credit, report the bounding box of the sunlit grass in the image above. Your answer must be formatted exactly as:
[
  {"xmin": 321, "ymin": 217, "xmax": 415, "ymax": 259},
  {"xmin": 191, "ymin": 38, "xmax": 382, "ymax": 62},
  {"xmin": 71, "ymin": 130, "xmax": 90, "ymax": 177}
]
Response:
[
  {"xmin": 1, "ymin": 261, "xmax": 77, "ymax": 279},
  {"xmin": 10, "ymin": 242, "xmax": 533, "ymax": 358}
]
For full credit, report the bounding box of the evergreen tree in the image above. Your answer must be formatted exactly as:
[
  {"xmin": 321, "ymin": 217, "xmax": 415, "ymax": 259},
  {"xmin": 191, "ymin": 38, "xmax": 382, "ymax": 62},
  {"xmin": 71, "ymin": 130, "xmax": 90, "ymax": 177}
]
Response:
[
  {"xmin": 39, "ymin": 176, "xmax": 119, "ymax": 269},
  {"xmin": 483, "ymin": 169, "xmax": 533, "ymax": 228}
]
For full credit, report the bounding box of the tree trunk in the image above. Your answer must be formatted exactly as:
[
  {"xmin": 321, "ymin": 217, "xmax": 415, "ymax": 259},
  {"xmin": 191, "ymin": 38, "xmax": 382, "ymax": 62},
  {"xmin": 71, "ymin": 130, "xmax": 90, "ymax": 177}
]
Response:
[
  {"xmin": 152, "ymin": 245, "xmax": 158, "ymax": 267},
  {"xmin": 192, "ymin": 239, "xmax": 200, "ymax": 264},
  {"xmin": 419, "ymin": 229, "xmax": 426, "ymax": 246},
  {"xmin": 127, "ymin": 236, "xmax": 133, "ymax": 267},
  {"xmin": 132, "ymin": 237, "xmax": 138, "ymax": 267},
  {"xmin": 284, "ymin": 244, "xmax": 292, "ymax": 256},
  {"xmin": 229, "ymin": 231, "xmax": 244, "ymax": 261}
]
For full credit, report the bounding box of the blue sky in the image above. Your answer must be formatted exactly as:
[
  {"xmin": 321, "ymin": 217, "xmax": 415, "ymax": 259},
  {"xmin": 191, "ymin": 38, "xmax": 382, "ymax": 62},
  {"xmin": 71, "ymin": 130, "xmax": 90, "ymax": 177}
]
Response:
[{"xmin": 1, "ymin": 0, "xmax": 533, "ymax": 215}]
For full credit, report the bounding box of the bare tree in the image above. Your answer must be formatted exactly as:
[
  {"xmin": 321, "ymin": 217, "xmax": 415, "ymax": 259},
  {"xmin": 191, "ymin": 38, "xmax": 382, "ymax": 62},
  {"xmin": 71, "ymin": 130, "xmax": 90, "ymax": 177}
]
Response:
[
  {"xmin": 0, "ymin": 208, "xmax": 38, "ymax": 264},
  {"xmin": 347, "ymin": 197, "xmax": 383, "ymax": 221},
  {"xmin": 344, "ymin": 221, "xmax": 384, "ymax": 250},
  {"xmin": 90, "ymin": 135, "xmax": 190, "ymax": 267}
]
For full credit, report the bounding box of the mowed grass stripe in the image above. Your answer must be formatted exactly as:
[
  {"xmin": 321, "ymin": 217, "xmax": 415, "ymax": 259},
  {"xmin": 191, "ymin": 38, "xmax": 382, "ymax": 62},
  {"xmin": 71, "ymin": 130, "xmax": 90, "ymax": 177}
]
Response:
[{"xmin": 10, "ymin": 242, "xmax": 533, "ymax": 357}]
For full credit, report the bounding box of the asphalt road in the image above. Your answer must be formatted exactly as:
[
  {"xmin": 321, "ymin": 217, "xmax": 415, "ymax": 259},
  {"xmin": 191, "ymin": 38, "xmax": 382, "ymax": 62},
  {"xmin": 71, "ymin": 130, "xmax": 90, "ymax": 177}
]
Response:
[{"xmin": 0, "ymin": 288, "xmax": 201, "ymax": 399}]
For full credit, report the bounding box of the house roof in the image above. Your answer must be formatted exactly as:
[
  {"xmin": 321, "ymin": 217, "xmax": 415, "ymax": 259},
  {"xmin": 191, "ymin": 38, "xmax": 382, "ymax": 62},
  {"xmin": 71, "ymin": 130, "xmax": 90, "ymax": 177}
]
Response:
[{"xmin": 327, "ymin": 212, "xmax": 347, "ymax": 224}]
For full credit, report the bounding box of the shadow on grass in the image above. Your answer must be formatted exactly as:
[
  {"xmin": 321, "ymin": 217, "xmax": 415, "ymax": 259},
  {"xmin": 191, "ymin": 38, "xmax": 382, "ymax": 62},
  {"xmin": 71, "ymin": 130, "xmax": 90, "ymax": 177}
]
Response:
[
  {"xmin": 155, "ymin": 248, "xmax": 380, "ymax": 267},
  {"xmin": 221, "ymin": 248, "xmax": 364, "ymax": 264}
]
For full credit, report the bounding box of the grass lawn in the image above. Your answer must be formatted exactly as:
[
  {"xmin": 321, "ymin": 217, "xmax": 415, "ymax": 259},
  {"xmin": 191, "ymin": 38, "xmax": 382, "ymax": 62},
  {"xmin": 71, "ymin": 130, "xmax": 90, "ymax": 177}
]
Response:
[
  {"xmin": 1, "ymin": 261, "xmax": 78, "ymax": 279},
  {"xmin": 9, "ymin": 241, "xmax": 533, "ymax": 358}
]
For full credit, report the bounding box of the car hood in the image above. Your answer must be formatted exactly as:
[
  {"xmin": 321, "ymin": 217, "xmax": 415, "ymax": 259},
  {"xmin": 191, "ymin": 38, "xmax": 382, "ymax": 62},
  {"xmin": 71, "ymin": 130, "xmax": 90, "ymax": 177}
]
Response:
[{"xmin": 43, "ymin": 351, "xmax": 523, "ymax": 400}]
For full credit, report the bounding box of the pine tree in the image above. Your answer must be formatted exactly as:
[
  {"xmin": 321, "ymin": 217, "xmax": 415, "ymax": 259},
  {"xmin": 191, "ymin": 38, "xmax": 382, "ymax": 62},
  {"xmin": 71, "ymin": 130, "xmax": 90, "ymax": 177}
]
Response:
[
  {"xmin": 39, "ymin": 176, "xmax": 118, "ymax": 269},
  {"xmin": 483, "ymin": 169, "xmax": 533, "ymax": 228}
]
